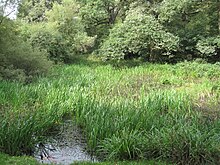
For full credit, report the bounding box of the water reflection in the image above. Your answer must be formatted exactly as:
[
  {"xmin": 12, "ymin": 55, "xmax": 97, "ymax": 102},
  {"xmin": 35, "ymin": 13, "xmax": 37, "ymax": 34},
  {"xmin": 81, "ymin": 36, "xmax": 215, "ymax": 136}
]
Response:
[{"xmin": 34, "ymin": 120, "xmax": 98, "ymax": 164}]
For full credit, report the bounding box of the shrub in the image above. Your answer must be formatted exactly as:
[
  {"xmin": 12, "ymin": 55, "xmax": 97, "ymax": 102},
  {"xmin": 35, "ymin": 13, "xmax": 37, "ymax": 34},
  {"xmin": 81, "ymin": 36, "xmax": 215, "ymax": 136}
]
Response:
[
  {"xmin": 0, "ymin": 18, "xmax": 52, "ymax": 82},
  {"xmin": 19, "ymin": 22, "xmax": 71, "ymax": 64},
  {"xmin": 196, "ymin": 36, "xmax": 220, "ymax": 61},
  {"xmin": 99, "ymin": 6, "xmax": 179, "ymax": 61},
  {"xmin": 19, "ymin": 0, "xmax": 96, "ymax": 64}
]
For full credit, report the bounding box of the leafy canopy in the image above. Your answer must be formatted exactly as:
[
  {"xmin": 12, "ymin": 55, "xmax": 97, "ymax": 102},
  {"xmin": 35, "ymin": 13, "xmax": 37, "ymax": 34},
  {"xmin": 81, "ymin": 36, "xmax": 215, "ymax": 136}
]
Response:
[{"xmin": 99, "ymin": 4, "xmax": 179, "ymax": 61}]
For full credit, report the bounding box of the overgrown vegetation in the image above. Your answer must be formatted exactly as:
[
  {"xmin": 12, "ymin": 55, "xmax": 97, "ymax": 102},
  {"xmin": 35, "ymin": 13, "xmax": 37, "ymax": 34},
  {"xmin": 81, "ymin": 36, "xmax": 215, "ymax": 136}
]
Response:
[
  {"xmin": 0, "ymin": 17, "xmax": 52, "ymax": 82},
  {"xmin": 1, "ymin": 0, "xmax": 220, "ymax": 81},
  {"xmin": 99, "ymin": 5, "xmax": 179, "ymax": 61},
  {"xmin": 1, "ymin": 0, "xmax": 220, "ymax": 164},
  {"xmin": 0, "ymin": 81, "xmax": 61, "ymax": 156},
  {"xmin": 1, "ymin": 61, "xmax": 220, "ymax": 164}
]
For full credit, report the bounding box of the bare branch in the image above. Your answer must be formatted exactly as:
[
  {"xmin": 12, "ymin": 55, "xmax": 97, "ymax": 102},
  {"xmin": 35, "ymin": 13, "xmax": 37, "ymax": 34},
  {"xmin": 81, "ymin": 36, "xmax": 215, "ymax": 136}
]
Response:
[{"xmin": 0, "ymin": 8, "xmax": 15, "ymax": 24}]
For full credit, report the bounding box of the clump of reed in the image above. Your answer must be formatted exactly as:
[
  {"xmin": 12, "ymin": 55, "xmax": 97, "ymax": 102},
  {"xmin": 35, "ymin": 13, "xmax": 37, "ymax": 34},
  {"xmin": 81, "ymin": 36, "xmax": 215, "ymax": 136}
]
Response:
[
  {"xmin": 1, "ymin": 60, "xmax": 220, "ymax": 164},
  {"xmin": 0, "ymin": 110, "xmax": 58, "ymax": 156},
  {"xmin": 73, "ymin": 90, "xmax": 220, "ymax": 164},
  {"xmin": 0, "ymin": 81, "xmax": 61, "ymax": 156}
]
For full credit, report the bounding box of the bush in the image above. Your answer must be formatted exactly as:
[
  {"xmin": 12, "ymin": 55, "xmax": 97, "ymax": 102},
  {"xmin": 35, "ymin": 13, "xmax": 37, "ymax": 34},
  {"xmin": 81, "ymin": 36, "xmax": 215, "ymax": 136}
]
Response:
[
  {"xmin": 19, "ymin": 0, "xmax": 96, "ymax": 64},
  {"xmin": 45, "ymin": 0, "xmax": 96, "ymax": 61},
  {"xmin": 19, "ymin": 22, "xmax": 71, "ymax": 64},
  {"xmin": 196, "ymin": 36, "xmax": 220, "ymax": 61},
  {"xmin": 0, "ymin": 18, "xmax": 52, "ymax": 82},
  {"xmin": 99, "ymin": 5, "xmax": 179, "ymax": 61}
]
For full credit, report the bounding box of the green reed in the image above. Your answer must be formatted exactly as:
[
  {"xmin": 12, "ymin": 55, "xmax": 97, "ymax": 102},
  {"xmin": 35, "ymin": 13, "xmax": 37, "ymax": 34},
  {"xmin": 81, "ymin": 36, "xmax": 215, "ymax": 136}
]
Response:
[{"xmin": 1, "ymin": 60, "xmax": 220, "ymax": 164}]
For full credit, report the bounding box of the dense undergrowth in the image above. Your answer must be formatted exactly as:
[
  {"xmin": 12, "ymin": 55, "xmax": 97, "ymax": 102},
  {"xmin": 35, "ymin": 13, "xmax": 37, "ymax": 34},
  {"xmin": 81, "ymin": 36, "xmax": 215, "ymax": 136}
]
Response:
[{"xmin": 1, "ymin": 60, "xmax": 220, "ymax": 164}]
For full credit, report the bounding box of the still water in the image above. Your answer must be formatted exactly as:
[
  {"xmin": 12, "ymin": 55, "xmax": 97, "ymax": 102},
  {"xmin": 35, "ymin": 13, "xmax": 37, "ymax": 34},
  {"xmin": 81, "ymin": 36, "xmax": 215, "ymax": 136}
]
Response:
[{"xmin": 34, "ymin": 120, "xmax": 98, "ymax": 165}]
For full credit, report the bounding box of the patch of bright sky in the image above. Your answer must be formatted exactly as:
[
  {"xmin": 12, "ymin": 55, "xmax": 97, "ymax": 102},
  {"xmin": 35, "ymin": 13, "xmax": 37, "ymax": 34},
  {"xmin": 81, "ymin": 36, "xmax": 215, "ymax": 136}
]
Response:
[{"xmin": 5, "ymin": 4, "xmax": 17, "ymax": 19}]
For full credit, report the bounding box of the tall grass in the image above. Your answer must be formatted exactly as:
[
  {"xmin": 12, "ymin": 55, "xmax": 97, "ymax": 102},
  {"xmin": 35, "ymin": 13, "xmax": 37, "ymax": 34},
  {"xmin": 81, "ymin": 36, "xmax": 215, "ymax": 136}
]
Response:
[
  {"xmin": 0, "ymin": 110, "xmax": 58, "ymax": 155},
  {"xmin": 0, "ymin": 82, "xmax": 61, "ymax": 155},
  {"xmin": 1, "ymin": 60, "xmax": 220, "ymax": 164},
  {"xmin": 74, "ymin": 90, "xmax": 220, "ymax": 164}
]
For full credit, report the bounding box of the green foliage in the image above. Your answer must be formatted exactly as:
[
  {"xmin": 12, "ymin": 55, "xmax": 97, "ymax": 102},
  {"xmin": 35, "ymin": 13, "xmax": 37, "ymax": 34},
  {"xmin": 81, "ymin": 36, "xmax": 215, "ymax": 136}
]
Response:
[
  {"xmin": 0, "ymin": 111, "xmax": 51, "ymax": 155},
  {"xmin": 159, "ymin": 0, "xmax": 219, "ymax": 59},
  {"xmin": 196, "ymin": 36, "xmax": 220, "ymax": 58},
  {"xmin": 0, "ymin": 18, "xmax": 52, "ymax": 82},
  {"xmin": 16, "ymin": 0, "xmax": 220, "ymax": 63},
  {"xmin": 46, "ymin": 0, "xmax": 95, "ymax": 54},
  {"xmin": 71, "ymin": 160, "xmax": 170, "ymax": 165},
  {"xmin": 17, "ymin": 0, "xmax": 60, "ymax": 22},
  {"xmin": 67, "ymin": 63, "xmax": 220, "ymax": 164},
  {"xmin": 0, "ymin": 81, "xmax": 61, "ymax": 156},
  {"xmin": 2, "ymin": 61, "xmax": 220, "ymax": 163},
  {"xmin": 99, "ymin": 6, "xmax": 179, "ymax": 61},
  {"xmin": 80, "ymin": 0, "xmax": 111, "ymax": 27},
  {"xmin": 79, "ymin": 0, "xmax": 136, "ymax": 48},
  {"xmin": 0, "ymin": 153, "xmax": 169, "ymax": 165},
  {"xmin": 158, "ymin": 0, "xmax": 195, "ymax": 23},
  {"xmin": 20, "ymin": 22, "xmax": 71, "ymax": 63},
  {"xmin": 18, "ymin": 0, "xmax": 95, "ymax": 63}
]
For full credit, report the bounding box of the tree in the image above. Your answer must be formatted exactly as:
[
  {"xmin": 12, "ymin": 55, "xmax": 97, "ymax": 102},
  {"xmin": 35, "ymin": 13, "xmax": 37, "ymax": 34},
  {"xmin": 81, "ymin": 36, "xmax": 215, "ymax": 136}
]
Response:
[
  {"xmin": 79, "ymin": 0, "xmax": 139, "ymax": 48},
  {"xmin": 0, "ymin": 0, "xmax": 53, "ymax": 82},
  {"xmin": 45, "ymin": 0, "xmax": 95, "ymax": 55},
  {"xmin": 17, "ymin": 0, "xmax": 60, "ymax": 22},
  {"xmin": 99, "ymin": 4, "xmax": 179, "ymax": 61},
  {"xmin": 0, "ymin": 0, "xmax": 19, "ymax": 22},
  {"xmin": 13, "ymin": 0, "xmax": 220, "ymax": 64},
  {"xmin": 0, "ymin": 17, "xmax": 52, "ymax": 82},
  {"xmin": 18, "ymin": 0, "xmax": 95, "ymax": 63},
  {"xmin": 158, "ymin": 0, "xmax": 220, "ymax": 60}
]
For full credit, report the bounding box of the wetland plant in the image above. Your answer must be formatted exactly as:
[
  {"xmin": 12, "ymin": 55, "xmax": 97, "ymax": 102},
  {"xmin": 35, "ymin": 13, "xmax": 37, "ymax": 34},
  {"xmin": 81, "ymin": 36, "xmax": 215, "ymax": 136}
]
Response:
[{"xmin": 1, "ymin": 62, "xmax": 220, "ymax": 164}]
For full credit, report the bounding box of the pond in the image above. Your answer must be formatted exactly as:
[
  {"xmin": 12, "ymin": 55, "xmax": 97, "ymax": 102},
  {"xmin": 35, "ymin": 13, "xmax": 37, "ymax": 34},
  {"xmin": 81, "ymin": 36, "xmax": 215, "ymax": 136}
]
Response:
[{"xmin": 34, "ymin": 120, "xmax": 98, "ymax": 164}]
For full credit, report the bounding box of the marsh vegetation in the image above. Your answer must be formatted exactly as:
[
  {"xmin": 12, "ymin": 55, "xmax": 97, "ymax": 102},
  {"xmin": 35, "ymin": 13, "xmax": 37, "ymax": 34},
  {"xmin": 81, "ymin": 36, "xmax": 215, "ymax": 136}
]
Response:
[
  {"xmin": 1, "ymin": 0, "xmax": 220, "ymax": 164},
  {"xmin": 1, "ymin": 60, "xmax": 220, "ymax": 164}
]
